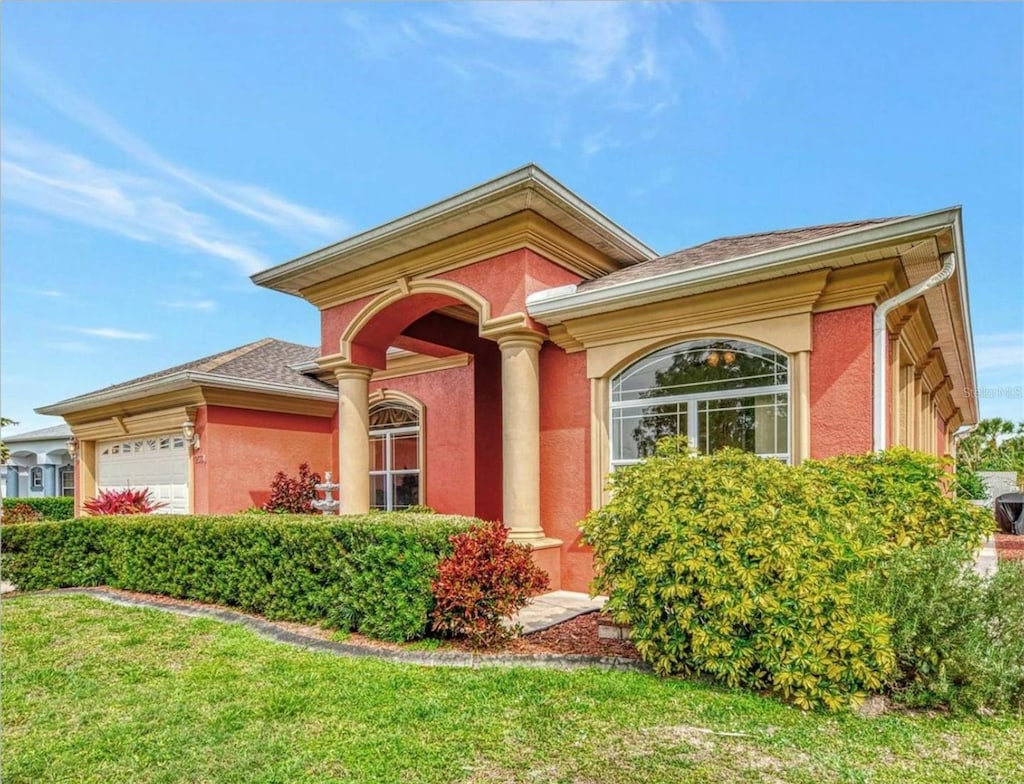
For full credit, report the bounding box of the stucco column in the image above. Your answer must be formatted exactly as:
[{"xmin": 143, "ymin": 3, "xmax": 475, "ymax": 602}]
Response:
[
  {"xmin": 77, "ymin": 440, "xmax": 97, "ymax": 516},
  {"xmin": 791, "ymin": 350, "xmax": 811, "ymax": 463},
  {"xmin": 497, "ymin": 330, "xmax": 545, "ymax": 541},
  {"xmin": 335, "ymin": 364, "xmax": 373, "ymax": 515},
  {"xmin": 5, "ymin": 468, "xmax": 19, "ymax": 498},
  {"xmin": 41, "ymin": 464, "xmax": 57, "ymax": 496}
]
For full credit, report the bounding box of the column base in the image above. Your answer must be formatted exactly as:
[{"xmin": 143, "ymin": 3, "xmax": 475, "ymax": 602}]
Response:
[{"xmin": 525, "ymin": 538, "xmax": 563, "ymax": 591}]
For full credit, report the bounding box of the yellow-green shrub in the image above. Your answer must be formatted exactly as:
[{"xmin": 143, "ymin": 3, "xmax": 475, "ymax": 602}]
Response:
[
  {"xmin": 804, "ymin": 448, "xmax": 992, "ymax": 556},
  {"xmin": 581, "ymin": 442, "xmax": 991, "ymax": 711}
]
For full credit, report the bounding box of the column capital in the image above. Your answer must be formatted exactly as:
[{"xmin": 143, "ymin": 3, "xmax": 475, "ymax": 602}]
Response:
[
  {"xmin": 315, "ymin": 352, "xmax": 373, "ymax": 380},
  {"xmin": 494, "ymin": 329, "xmax": 545, "ymax": 352},
  {"xmin": 333, "ymin": 364, "xmax": 373, "ymax": 382}
]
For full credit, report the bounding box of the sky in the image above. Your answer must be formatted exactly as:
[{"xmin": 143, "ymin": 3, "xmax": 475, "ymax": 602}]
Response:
[{"xmin": 2, "ymin": 1, "xmax": 1022, "ymax": 434}]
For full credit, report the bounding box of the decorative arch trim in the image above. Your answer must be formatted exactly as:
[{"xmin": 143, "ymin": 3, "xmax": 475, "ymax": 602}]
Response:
[
  {"xmin": 368, "ymin": 388, "xmax": 425, "ymax": 416},
  {"xmin": 340, "ymin": 278, "xmax": 492, "ymax": 359}
]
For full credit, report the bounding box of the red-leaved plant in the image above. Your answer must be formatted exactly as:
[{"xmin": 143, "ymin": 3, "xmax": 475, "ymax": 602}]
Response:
[
  {"xmin": 83, "ymin": 488, "xmax": 167, "ymax": 515},
  {"xmin": 262, "ymin": 463, "xmax": 322, "ymax": 513},
  {"xmin": 430, "ymin": 520, "xmax": 550, "ymax": 648}
]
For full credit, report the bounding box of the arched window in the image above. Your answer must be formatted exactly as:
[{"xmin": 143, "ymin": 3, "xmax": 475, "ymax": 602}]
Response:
[
  {"xmin": 369, "ymin": 402, "xmax": 421, "ymax": 510},
  {"xmin": 611, "ymin": 339, "xmax": 789, "ymax": 468}
]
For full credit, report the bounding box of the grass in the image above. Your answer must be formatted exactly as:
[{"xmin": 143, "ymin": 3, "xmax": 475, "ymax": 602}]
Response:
[{"xmin": 2, "ymin": 595, "xmax": 1022, "ymax": 784}]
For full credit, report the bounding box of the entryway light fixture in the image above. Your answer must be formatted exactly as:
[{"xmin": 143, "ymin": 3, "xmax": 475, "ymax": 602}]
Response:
[
  {"xmin": 182, "ymin": 421, "xmax": 200, "ymax": 451},
  {"xmin": 66, "ymin": 437, "xmax": 78, "ymax": 459}
]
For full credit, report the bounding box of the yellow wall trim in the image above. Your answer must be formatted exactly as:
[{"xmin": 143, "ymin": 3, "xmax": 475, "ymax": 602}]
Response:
[{"xmin": 371, "ymin": 352, "xmax": 471, "ymax": 381}]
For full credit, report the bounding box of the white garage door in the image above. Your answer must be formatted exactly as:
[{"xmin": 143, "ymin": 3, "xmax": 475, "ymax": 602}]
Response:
[{"xmin": 97, "ymin": 434, "xmax": 189, "ymax": 514}]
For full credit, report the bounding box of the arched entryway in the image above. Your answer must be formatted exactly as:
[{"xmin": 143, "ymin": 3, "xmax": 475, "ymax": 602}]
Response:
[{"xmin": 322, "ymin": 278, "xmax": 551, "ymax": 544}]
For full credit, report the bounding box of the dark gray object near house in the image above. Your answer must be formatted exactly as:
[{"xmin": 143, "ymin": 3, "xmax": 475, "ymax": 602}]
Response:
[{"xmin": 995, "ymin": 492, "xmax": 1024, "ymax": 536}]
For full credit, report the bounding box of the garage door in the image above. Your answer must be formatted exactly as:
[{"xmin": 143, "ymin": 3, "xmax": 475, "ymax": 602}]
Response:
[{"xmin": 97, "ymin": 434, "xmax": 189, "ymax": 514}]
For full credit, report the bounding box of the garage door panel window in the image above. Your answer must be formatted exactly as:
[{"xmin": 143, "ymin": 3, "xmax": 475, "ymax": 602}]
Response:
[
  {"xmin": 611, "ymin": 339, "xmax": 790, "ymax": 468},
  {"xmin": 97, "ymin": 432, "xmax": 189, "ymax": 514}
]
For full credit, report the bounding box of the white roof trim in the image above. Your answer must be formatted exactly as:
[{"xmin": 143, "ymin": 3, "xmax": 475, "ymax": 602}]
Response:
[
  {"xmin": 527, "ymin": 208, "xmax": 964, "ymax": 322},
  {"xmin": 251, "ymin": 164, "xmax": 656, "ymax": 294},
  {"xmin": 36, "ymin": 371, "xmax": 337, "ymax": 417}
]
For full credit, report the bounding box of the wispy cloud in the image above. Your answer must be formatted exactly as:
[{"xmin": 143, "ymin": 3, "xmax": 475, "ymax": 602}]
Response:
[
  {"xmin": 2, "ymin": 131, "xmax": 270, "ymax": 274},
  {"xmin": 43, "ymin": 341, "xmax": 96, "ymax": 354},
  {"xmin": 581, "ymin": 129, "xmax": 620, "ymax": 159},
  {"xmin": 72, "ymin": 327, "xmax": 152, "ymax": 341},
  {"xmin": 161, "ymin": 299, "xmax": 217, "ymax": 312},
  {"xmin": 32, "ymin": 289, "xmax": 67, "ymax": 298},
  {"xmin": 458, "ymin": 2, "xmax": 638, "ymax": 84},
  {"xmin": 691, "ymin": 3, "xmax": 733, "ymax": 61},
  {"xmin": 975, "ymin": 332, "xmax": 1024, "ymax": 373},
  {"xmin": 337, "ymin": 3, "xmax": 731, "ymax": 160},
  {"xmin": 8, "ymin": 55, "xmax": 346, "ymax": 241}
]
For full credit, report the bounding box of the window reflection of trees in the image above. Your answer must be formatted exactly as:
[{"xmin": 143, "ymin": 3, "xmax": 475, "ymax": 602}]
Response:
[{"xmin": 613, "ymin": 340, "xmax": 789, "ymax": 466}]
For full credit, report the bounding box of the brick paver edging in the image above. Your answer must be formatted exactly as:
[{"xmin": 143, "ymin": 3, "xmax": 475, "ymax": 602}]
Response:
[{"xmin": 17, "ymin": 588, "xmax": 651, "ymax": 674}]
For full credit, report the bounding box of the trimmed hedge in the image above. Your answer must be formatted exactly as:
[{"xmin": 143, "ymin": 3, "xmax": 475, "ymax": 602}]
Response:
[
  {"xmin": 2, "ymin": 497, "xmax": 74, "ymax": 521},
  {"xmin": 1, "ymin": 513, "xmax": 477, "ymax": 641}
]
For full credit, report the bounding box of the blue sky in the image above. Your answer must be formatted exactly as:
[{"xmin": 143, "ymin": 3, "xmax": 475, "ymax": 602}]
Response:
[{"xmin": 2, "ymin": 2, "xmax": 1022, "ymax": 433}]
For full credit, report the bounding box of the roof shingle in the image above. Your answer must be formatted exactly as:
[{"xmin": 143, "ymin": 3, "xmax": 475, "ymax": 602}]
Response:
[
  {"xmin": 579, "ymin": 217, "xmax": 901, "ymax": 292},
  {"xmin": 58, "ymin": 338, "xmax": 332, "ymax": 402}
]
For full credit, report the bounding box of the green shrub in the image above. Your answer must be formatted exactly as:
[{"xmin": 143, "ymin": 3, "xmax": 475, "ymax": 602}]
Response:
[
  {"xmin": 2, "ymin": 496, "xmax": 74, "ymax": 521},
  {"xmin": 582, "ymin": 442, "xmax": 992, "ymax": 711},
  {"xmin": 1, "ymin": 513, "xmax": 476, "ymax": 641},
  {"xmin": 855, "ymin": 543, "xmax": 1024, "ymax": 714},
  {"xmin": 804, "ymin": 448, "xmax": 992, "ymax": 557}
]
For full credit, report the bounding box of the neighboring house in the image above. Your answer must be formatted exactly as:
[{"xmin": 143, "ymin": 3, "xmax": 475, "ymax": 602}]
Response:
[
  {"xmin": 38, "ymin": 165, "xmax": 978, "ymax": 591},
  {"xmin": 2, "ymin": 423, "xmax": 74, "ymax": 499}
]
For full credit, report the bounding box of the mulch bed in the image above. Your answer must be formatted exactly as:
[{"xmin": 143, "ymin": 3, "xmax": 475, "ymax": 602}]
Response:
[
  {"xmin": 9, "ymin": 586, "xmax": 640, "ymax": 661},
  {"xmin": 995, "ymin": 533, "xmax": 1024, "ymax": 561}
]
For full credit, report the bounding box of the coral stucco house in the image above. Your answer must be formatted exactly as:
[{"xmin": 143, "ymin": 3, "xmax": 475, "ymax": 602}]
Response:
[{"xmin": 39, "ymin": 165, "xmax": 978, "ymax": 591}]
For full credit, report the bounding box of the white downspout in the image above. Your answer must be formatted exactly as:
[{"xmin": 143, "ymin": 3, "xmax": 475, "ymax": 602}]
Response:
[{"xmin": 873, "ymin": 251, "xmax": 956, "ymax": 451}]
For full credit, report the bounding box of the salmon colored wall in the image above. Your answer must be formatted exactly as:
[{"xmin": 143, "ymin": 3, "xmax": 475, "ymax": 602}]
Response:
[
  {"xmin": 321, "ymin": 294, "xmax": 376, "ymax": 356},
  {"xmin": 370, "ymin": 363, "xmax": 479, "ymax": 517},
  {"xmin": 810, "ymin": 305, "xmax": 874, "ymax": 458},
  {"xmin": 197, "ymin": 405, "xmax": 333, "ymax": 514},
  {"xmin": 320, "ymin": 248, "xmax": 582, "ymax": 356},
  {"xmin": 439, "ymin": 248, "xmax": 582, "ymax": 322},
  {"xmin": 539, "ymin": 345, "xmax": 593, "ymax": 593}
]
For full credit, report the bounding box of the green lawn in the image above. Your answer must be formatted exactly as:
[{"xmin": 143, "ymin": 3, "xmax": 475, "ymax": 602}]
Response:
[{"xmin": 2, "ymin": 595, "xmax": 1021, "ymax": 784}]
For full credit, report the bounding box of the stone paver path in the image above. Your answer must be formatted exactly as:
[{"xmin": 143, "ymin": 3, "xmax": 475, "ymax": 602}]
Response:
[
  {"xmin": 511, "ymin": 590, "xmax": 606, "ymax": 633},
  {"xmin": 973, "ymin": 535, "xmax": 998, "ymax": 578}
]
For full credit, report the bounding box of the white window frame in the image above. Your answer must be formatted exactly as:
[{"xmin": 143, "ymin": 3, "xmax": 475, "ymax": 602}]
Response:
[
  {"xmin": 369, "ymin": 422, "xmax": 421, "ymax": 511},
  {"xmin": 610, "ymin": 339, "xmax": 791, "ymax": 470},
  {"xmin": 59, "ymin": 465, "xmax": 75, "ymax": 498}
]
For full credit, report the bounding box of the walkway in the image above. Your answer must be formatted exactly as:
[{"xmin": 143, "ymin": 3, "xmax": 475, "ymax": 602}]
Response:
[
  {"xmin": 973, "ymin": 535, "xmax": 998, "ymax": 578},
  {"xmin": 511, "ymin": 590, "xmax": 606, "ymax": 633}
]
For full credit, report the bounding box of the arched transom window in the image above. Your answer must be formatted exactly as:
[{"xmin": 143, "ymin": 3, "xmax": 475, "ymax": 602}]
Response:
[
  {"xmin": 369, "ymin": 403, "xmax": 421, "ymax": 510},
  {"xmin": 611, "ymin": 339, "xmax": 789, "ymax": 467}
]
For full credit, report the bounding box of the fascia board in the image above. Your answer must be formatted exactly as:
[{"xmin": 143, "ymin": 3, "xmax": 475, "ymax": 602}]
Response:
[
  {"xmin": 251, "ymin": 164, "xmax": 655, "ymax": 292},
  {"xmin": 527, "ymin": 208, "xmax": 963, "ymax": 323},
  {"xmin": 36, "ymin": 372, "xmax": 336, "ymax": 416}
]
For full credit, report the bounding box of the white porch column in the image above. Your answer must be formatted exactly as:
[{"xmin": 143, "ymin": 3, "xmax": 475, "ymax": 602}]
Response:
[
  {"xmin": 335, "ymin": 364, "xmax": 373, "ymax": 515},
  {"xmin": 497, "ymin": 330, "xmax": 545, "ymax": 541}
]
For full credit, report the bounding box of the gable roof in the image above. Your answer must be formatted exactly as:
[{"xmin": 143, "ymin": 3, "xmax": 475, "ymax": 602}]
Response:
[
  {"xmin": 37, "ymin": 339, "xmax": 335, "ymax": 416},
  {"xmin": 578, "ymin": 217, "xmax": 901, "ymax": 293},
  {"xmin": 2, "ymin": 423, "xmax": 72, "ymax": 443}
]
